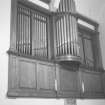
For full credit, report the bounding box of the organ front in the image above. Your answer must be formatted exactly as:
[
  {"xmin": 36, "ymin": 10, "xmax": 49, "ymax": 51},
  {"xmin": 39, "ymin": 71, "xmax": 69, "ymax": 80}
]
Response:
[{"xmin": 7, "ymin": 0, "xmax": 105, "ymax": 99}]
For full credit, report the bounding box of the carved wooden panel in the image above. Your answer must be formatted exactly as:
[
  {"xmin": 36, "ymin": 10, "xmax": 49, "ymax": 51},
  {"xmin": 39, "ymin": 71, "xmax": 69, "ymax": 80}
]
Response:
[{"xmin": 19, "ymin": 60, "xmax": 36, "ymax": 89}]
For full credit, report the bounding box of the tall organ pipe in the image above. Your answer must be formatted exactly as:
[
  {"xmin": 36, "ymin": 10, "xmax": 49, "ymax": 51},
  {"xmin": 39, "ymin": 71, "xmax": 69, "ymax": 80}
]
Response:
[{"xmin": 55, "ymin": 0, "xmax": 81, "ymax": 63}]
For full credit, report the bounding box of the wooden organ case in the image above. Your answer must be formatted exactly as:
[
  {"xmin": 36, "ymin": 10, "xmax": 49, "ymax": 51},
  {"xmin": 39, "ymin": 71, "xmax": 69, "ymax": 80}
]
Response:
[{"xmin": 7, "ymin": 0, "xmax": 105, "ymax": 99}]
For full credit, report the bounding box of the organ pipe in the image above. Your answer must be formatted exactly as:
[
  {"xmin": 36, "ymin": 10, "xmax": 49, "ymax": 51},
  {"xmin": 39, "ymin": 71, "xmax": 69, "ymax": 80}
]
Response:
[{"xmin": 55, "ymin": 0, "xmax": 81, "ymax": 63}]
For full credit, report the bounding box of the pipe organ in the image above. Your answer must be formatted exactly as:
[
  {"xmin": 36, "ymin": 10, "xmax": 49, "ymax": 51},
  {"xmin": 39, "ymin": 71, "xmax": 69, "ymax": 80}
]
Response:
[{"xmin": 7, "ymin": 0, "xmax": 105, "ymax": 99}]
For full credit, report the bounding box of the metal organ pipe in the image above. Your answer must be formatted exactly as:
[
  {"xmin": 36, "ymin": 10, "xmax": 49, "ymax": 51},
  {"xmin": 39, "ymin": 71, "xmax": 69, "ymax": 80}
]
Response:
[
  {"xmin": 55, "ymin": 0, "xmax": 81, "ymax": 63},
  {"xmin": 16, "ymin": 3, "xmax": 48, "ymax": 58}
]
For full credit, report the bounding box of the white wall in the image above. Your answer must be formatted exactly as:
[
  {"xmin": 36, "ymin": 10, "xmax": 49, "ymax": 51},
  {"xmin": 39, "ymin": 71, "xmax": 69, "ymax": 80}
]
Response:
[
  {"xmin": 0, "ymin": 0, "xmax": 105, "ymax": 105},
  {"xmin": 75, "ymin": 0, "xmax": 105, "ymax": 69},
  {"xmin": 75, "ymin": 0, "xmax": 105, "ymax": 20}
]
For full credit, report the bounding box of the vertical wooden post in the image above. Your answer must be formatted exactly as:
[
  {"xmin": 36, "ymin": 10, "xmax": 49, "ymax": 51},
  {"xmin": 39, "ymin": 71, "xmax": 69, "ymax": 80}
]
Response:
[
  {"xmin": 64, "ymin": 99, "xmax": 77, "ymax": 105},
  {"xmin": 10, "ymin": 0, "xmax": 18, "ymax": 52}
]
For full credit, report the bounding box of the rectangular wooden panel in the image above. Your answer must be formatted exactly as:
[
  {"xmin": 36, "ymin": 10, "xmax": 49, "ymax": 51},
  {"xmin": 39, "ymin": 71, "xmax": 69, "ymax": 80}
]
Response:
[
  {"xmin": 78, "ymin": 34, "xmax": 85, "ymax": 64},
  {"xmin": 8, "ymin": 55, "xmax": 18, "ymax": 89},
  {"xmin": 82, "ymin": 72, "xmax": 103, "ymax": 93},
  {"xmin": 56, "ymin": 65, "xmax": 80, "ymax": 98},
  {"xmin": 19, "ymin": 60, "xmax": 36, "ymax": 89},
  {"xmin": 80, "ymin": 70, "xmax": 104, "ymax": 98},
  {"xmin": 7, "ymin": 55, "xmax": 57, "ymax": 98},
  {"xmin": 37, "ymin": 63, "xmax": 55, "ymax": 90},
  {"xmin": 59, "ymin": 70, "xmax": 78, "ymax": 91},
  {"xmin": 102, "ymin": 72, "xmax": 105, "ymax": 94},
  {"xmin": 84, "ymin": 38, "xmax": 94, "ymax": 66}
]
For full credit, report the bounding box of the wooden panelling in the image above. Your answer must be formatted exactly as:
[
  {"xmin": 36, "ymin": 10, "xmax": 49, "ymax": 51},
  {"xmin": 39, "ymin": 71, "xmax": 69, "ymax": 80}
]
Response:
[
  {"xmin": 36, "ymin": 62, "xmax": 56, "ymax": 98},
  {"xmin": 102, "ymin": 72, "xmax": 105, "ymax": 94},
  {"xmin": 8, "ymin": 55, "xmax": 56, "ymax": 98},
  {"xmin": 19, "ymin": 60, "xmax": 36, "ymax": 89},
  {"xmin": 93, "ymin": 33, "xmax": 103, "ymax": 69},
  {"xmin": 8, "ymin": 0, "xmax": 105, "ymax": 99},
  {"xmin": 56, "ymin": 65, "xmax": 80, "ymax": 98},
  {"xmin": 83, "ymin": 73, "xmax": 102, "ymax": 92},
  {"xmin": 8, "ymin": 55, "xmax": 105, "ymax": 98},
  {"xmin": 8, "ymin": 55, "xmax": 18, "ymax": 89},
  {"xmin": 80, "ymin": 70, "xmax": 104, "ymax": 98},
  {"xmin": 37, "ymin": 63, "xmax": 55, "ymax": 90},
  {"xmin": 59, "ymin": 70, "xmax": 77, "ymax": 91}
]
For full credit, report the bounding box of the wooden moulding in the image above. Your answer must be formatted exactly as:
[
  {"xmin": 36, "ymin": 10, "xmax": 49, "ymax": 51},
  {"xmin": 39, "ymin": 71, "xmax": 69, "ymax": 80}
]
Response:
[
  {"xmin": 18, "ymin": 0, "xmax": 51, "ymax": 15},
  {"xmin": 102, "ymin": 71, "xmax": 105, "ymax": 96},
  {"xmin": 78, "ymin": 69, "xmax": 105, "ymax": 99},
  {"xmin": 40, "ymin": 0, "xmax": 51, "ymax": 4},
  {"xmin": 7, "ymin": 54, "xmax": 57, "ymax": 98},
  {"xmin": 76, "ymin": 13, "xmax": 99, "ymax": 28},
  {"xmin": 7, "ymin": 54, "xmax": 105, "ymax": 99},
  {"xmin": 10, "ymin": 0, "xmax": 17, "ymax": 51}
]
